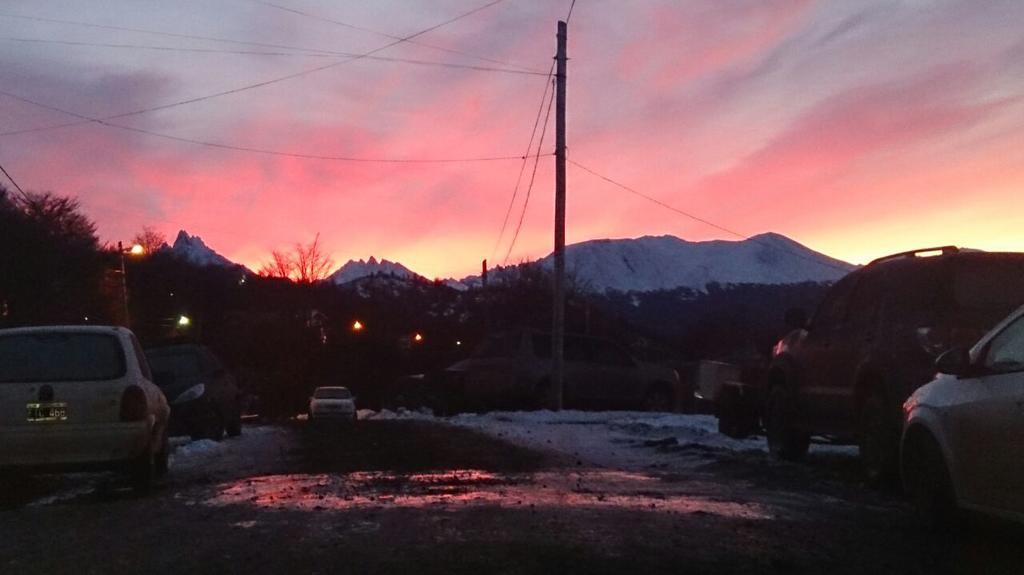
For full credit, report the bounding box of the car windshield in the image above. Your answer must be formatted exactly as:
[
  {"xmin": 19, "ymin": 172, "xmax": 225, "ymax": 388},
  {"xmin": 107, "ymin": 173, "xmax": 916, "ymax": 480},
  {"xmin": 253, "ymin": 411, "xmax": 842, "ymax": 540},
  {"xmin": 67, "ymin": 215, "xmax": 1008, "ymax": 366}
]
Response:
[
  {"xmin": 0, "ymin": 332, "xmax": 125, "ymax": 383},
  {"xmin": 146, "ymin": 351, "xmax": 203, "ymax": 379},
  {"xmin": 314, "ymin": 388, "xmax": 351, "ymax": 399}
]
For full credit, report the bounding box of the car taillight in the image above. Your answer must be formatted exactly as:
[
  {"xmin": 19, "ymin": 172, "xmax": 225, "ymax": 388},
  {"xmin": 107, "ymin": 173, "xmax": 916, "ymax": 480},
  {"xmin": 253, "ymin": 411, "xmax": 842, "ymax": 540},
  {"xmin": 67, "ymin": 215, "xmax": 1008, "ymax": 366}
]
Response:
[{"xmin": 120, "ymin": 385, "xmax": 148, "ymax": 422}]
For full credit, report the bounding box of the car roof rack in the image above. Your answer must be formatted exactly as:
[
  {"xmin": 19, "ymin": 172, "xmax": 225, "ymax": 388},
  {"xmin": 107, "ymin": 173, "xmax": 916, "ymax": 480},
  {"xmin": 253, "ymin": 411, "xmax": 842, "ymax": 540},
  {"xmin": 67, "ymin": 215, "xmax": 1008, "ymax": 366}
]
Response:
[{"xmin": 867, "ymin": 246, "xmax": 959, "ymax": 266}]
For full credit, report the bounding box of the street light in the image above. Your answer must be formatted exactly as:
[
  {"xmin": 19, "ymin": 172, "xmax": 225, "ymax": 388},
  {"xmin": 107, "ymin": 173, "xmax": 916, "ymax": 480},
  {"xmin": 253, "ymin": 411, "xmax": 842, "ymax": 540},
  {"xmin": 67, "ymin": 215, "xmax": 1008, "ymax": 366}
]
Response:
[
  {"xmin": 352, "ymin": 320, "xmax": 364, "ymax": 332},
  {"xmin": 413, "ymin": 333, "xmax": 424, "ymax": 343},
  {"xmin": 177, "ymin": 314, "xmax": 191, "ymax": 327},
  {"xmin": 118, "ymin": 242, "xmax": 146, "ymax": 327}
]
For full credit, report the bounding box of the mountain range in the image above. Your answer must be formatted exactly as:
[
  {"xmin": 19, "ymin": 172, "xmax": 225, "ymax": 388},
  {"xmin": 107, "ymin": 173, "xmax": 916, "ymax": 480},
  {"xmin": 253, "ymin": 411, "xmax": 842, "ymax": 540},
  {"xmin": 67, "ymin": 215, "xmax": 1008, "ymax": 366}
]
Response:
[{"xmin": 163, "ymin": 230, "xmax": 854, "ymax": 292}]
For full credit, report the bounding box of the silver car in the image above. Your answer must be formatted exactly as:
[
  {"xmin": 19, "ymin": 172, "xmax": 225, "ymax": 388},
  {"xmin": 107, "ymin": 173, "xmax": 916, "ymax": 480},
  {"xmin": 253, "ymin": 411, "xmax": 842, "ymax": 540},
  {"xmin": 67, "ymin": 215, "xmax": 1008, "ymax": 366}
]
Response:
[{"xmin": 901, "ymin": 304, "xmax": 1024, "ymax": 526}]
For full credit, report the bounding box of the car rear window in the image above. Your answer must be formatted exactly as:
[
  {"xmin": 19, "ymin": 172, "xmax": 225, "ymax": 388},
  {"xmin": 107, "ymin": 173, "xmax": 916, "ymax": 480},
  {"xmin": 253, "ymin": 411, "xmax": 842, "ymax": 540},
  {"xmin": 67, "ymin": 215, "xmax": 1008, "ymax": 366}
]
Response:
[
  {"xmin": 147, "ymin": 351, "xmax": 203, "ymax": 378},
  {"xmin": 0, "ymin": 332, "xmax": 126, "ymax": 383},
  {"xmin": 953, "ymin": 257, "xmax": 1024, "ymax": 312},
  {"xmin": 314, "ymin": 388, "xmax": 351, "ymax": 399}
]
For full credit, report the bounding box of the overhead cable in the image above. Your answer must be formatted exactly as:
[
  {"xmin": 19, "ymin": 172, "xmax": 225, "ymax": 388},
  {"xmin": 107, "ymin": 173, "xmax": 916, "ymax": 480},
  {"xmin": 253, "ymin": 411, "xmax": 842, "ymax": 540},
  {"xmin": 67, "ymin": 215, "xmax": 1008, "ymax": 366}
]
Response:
[
  {"xmin": 491, "ymin": 61, "xmax": 556, "ymax": 260},
  {"xmin": 0, "ymin": 89, "xmax": 551, "ymax": 163},
  {"xmin": 504, "ymin": 79, "xmax": 556, "ymax": 264},
  {"xmin": 567, "ymin": 158, "xmax": 852, "ymax": 273},
  {"xmin": 0, "ymin": 0, "xmax": 513, "ymax": 137}
]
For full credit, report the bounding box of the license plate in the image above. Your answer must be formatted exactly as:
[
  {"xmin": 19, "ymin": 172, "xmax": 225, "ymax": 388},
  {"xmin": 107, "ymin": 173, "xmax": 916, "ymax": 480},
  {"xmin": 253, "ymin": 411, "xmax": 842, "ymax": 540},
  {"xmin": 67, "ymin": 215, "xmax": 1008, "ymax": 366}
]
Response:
[{"xmin": 27, "ymin": 402, "xmax": 68, "ymax": 422}]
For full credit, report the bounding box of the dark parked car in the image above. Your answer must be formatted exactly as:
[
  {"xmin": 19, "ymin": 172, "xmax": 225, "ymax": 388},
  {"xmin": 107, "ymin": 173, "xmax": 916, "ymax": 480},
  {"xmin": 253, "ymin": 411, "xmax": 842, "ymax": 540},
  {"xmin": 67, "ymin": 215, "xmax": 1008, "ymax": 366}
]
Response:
[
  {"xmin": 442, "ymin": 329, "xmax": 681, "ymax": 412},
  {"xmin": 145, "ymin": 344, "xmax": 242, "ymax": 440},
  {"xmin": 766, "ymin": 247, "xmax": 1024, "ymax": 483}
]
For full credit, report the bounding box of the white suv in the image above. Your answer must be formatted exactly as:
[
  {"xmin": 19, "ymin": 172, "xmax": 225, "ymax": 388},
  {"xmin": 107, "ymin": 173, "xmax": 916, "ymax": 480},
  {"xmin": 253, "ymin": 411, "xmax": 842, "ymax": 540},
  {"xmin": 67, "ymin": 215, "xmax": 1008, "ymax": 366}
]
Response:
[
  {"xmin": 901, "ymin": 305, "xmax": 1024, "ymax": 525},
  {"xmin": 0, "ymin": 326, "xmax": 170, "ymax": 490}
]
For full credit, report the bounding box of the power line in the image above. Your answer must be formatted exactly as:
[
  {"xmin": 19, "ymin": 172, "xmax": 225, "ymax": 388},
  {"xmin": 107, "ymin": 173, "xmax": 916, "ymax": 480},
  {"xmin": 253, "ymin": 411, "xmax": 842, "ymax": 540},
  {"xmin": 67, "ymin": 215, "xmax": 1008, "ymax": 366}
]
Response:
[
  {"xmin": 0, "ymin": 89, "xmax": 552, "ymax": 163},
  {"xmin": 567, "ymin": 158, "xmax": 852, "ymax": 273},
  {"xmin": 0, "ymin": 11, "xmax": 335, "ymax": 55},
  {"xmin": 0, "ymin": 0, "xmax": 513, "ymax": 137},
  {"xmin": 491, "ymin": 60, "xmax": 555, "ymax": 260},
  {"xmin": 504, "ymin": 80, "xmax": 556, "ymax": 264},
  {"xmin": 0, "ymin": 160, "xmax": 29, "ymax": 201},
  {"xmin": 251, "ymin": 0, "xmax": 540, "ymax": 73},
  {"xmin": 566, "ymin": 0, "xmax": 578, "ymax": 23},
  {"xmin": 0, "ymin": 37, "xmax": 547, "ymax": 76}
]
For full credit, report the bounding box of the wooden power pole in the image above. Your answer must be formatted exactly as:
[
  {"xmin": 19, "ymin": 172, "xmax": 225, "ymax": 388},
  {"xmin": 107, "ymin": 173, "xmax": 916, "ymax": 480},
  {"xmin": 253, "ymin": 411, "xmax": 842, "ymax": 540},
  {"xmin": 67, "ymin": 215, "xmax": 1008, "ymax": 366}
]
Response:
[{"xmin": 551, "ymin": 20, "xmax": 567, "ymax": 410}]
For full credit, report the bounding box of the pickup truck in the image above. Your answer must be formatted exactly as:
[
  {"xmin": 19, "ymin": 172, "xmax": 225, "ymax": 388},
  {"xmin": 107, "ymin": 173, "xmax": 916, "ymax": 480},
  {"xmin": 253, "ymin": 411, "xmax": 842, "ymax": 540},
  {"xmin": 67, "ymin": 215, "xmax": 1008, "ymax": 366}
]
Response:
[{"xmin": 0, "ymin": 326, "xmax": 171, "ymax": 490}]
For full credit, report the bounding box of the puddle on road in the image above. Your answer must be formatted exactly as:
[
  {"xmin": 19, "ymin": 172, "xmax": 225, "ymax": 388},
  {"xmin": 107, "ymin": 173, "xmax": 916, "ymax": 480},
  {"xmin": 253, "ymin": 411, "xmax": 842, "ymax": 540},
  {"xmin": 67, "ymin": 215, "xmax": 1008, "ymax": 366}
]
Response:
[{"xmin": 209, "ymin": 469, "xmax": 771, "ymax": 520}]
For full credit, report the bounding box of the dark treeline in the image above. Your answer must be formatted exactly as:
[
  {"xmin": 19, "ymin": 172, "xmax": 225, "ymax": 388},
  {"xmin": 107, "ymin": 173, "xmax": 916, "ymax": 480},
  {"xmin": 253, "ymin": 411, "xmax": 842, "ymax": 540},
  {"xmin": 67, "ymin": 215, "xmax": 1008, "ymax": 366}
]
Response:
[
  {"xmin": 1, "ymin": 186, "xmax": 832, "ymax": 416},
  {"xmin": 597, "ymin": 281, "xmax": 832, "ymax": 363}
]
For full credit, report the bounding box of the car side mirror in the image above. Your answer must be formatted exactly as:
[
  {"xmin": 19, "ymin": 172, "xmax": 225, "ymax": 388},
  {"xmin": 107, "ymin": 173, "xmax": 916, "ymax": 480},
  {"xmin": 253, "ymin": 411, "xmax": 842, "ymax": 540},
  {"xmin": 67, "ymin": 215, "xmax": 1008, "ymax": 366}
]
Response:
[
  {"xmin": 784, "ymin": 307, "xmax": 808, "ymax": 331},
  {"xmin": 935, "ymin": 347, "xmax": 971, "ymax": 377}
]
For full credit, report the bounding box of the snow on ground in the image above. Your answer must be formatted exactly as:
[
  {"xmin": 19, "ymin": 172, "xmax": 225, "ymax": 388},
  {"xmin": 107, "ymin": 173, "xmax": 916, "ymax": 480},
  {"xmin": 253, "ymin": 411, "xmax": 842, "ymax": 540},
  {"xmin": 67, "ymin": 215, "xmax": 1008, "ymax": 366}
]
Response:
[
  {"xmin": 26, "ymin": 425, "xmax": 299, "ymax": 507},
  {"xmin": 361, "ymin": 409, "xmax": 857, "ymax": 472},
  {"xmin": 169, "ymin": 425, "xmax": 297, "ymax": 481}
]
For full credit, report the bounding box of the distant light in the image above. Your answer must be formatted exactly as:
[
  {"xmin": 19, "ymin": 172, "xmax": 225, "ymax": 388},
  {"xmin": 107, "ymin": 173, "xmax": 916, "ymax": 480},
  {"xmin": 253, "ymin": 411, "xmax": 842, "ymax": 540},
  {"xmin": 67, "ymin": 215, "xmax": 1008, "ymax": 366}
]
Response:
[
  {"xmin": 177, "ymin": 315, "xmax": 191, "ymax": 327},
  {"xmin": 456, "ymin": 340, "xmax": 462, "ymax": 346},
  {"xmin": 413, "ymin": 333, "xmax": 424, "ymax": 343},
  {"xmin": 239, "ymin": 275, "xmax": 247, "ymax": 286},
  {"xmin": 83, "ymin": 316, "xmax": 89, "ymax": 322},
  {"xmin": 129, "ymin": 244, "xmax": 145, "ymax": 256},
  {"xmin": 352, "ymin": 320, "xmax": 364, "ymax": 332}
]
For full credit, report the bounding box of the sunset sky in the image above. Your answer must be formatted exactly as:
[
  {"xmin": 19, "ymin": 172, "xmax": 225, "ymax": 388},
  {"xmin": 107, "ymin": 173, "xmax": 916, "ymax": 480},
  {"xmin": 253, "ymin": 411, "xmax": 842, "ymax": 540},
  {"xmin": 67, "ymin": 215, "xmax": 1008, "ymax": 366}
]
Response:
[{"xmin": 1, "ymin": 0, "xmax": 1022, "ymax": 279}]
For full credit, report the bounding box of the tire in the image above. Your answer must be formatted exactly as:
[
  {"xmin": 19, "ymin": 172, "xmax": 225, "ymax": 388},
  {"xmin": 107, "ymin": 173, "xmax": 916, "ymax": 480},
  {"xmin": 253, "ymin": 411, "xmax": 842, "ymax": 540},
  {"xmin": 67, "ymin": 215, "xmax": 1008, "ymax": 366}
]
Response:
[
  {"xmin": 643, "ymin": 385, "xmax": 673, "ymax": 412},
  {"xmin": 765, "ymin": 385, "xmax": 810, "ymax": 461},
  {"xmin": 860, "ymin": 390, "xmax": 900, "ymax": 488},
  {"xmin": 903, "ymin": 429, "xmax": 958, "ymax": 530}
]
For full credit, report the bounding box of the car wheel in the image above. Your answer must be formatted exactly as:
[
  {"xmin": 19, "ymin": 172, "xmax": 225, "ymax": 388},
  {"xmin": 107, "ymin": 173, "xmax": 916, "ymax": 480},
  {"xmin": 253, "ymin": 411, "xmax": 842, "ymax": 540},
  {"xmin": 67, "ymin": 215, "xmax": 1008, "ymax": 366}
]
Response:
[
  {"xmin": 765, "ymin": 385, "xmax": 810, "ymax": 461},
  {"xmin": 643, "ymin": 386, "xmax": 673, "ymax": 412},
  {"xmin": 903, "ymin": 429, "xmax": 958, "ymax": 530},
  {"xmin": 860, "ymin": 390, "xmax": 900, "ymax": 488}
]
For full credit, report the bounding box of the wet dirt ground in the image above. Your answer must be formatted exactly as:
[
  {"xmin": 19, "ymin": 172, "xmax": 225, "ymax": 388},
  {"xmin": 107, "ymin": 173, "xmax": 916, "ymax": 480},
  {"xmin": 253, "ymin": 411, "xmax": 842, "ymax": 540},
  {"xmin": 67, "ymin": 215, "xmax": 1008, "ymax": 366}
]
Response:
[{"xmin": 0, "ymin": 419, "xmax": 1021, "ymax": 574}]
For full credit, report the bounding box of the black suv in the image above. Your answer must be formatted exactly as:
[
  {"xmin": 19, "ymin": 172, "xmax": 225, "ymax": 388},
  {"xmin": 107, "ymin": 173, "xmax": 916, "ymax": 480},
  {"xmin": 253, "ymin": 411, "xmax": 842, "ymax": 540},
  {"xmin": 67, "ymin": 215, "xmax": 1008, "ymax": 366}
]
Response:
[
  {"xmin": 145, "ymin": 344, "xmax": 243, "ymax": 440},
  {"xmin": 766, "ymin": 247, "xmax": 1024, "ymax": 482}
]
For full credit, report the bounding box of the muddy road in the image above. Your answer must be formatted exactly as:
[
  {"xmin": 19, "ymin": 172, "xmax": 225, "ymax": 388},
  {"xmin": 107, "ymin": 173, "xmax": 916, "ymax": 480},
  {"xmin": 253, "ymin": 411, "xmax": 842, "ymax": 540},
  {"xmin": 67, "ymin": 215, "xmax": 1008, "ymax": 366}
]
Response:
[{"xmin": 0, "ymin": 419, "xmax": 1020, "ymax": 574}]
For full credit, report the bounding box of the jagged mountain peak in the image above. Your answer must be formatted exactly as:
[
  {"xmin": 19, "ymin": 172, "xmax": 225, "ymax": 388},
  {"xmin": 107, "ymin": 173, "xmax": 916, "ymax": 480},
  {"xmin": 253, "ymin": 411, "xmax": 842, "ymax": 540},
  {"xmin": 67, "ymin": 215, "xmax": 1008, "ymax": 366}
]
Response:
[
  {"xmin": 164, "ymin": 230, "xmax": 239, "ymax": 269},
  {"xmin": 328, "ymin": 256, "xmax": 422, "ymax": 285}
]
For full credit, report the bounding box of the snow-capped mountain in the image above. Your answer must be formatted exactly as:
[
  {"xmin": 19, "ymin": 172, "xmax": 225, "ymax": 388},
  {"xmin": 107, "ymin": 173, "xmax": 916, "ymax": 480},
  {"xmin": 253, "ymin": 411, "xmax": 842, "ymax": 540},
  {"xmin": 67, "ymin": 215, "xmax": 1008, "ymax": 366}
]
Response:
[
  {"xmin": 328, "ymin": 256, "xmax": 422, "ymax": 285},
  {"xmin": 461, "ymin": 233, "xmax": 854, "ymax": 293},
  {"xmin": 163, "ymin": 230, "xmax": 240, "ymax": 269},
  {"xmin": 548, "ymin": 233, "xmax": 853, "ymax": 292}
]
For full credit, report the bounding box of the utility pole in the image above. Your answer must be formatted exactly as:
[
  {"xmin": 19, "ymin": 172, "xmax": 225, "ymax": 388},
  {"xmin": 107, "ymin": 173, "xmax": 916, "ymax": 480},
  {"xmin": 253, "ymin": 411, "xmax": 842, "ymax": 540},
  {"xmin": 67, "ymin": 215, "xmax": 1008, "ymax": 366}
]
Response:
[
  {"xmin": 117, "ymin": 241, "xmax": 130, "ymax": 328},
  {"xmin": 551, "ymin": 20, "xmax": 567, "ymax": 410}
]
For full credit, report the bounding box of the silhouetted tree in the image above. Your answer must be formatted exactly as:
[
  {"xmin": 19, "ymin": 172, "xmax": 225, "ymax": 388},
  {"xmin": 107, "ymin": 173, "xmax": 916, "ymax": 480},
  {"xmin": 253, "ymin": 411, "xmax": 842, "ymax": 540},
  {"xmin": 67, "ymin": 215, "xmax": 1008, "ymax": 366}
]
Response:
[
  {"xmin": 258, "ymin": 233, "xmax": 334, "ymax": 283},
  {"xmin": 258, "ymin": 250, "xmax": 293, "ymax": 279},
  {"xmin": 294, "ymin": 233, "xmax": 333, "ymax": 284},
  {"xmin": 132, "ymin": 225, "xmax": 167, "ymax": 254},
  {"xmin": 0, "ymin": 187, "xmax": 108, "ymax": 325}
]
